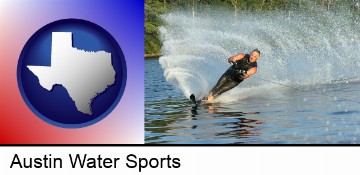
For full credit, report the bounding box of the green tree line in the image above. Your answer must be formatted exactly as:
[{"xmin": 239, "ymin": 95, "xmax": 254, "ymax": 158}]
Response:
[{"xmin": 145, "ymin": 0, "xmax": 359, "ymax": 57}]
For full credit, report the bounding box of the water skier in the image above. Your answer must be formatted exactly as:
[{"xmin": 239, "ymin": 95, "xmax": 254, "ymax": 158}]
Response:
[{"xmin": 204, "ymin": 49, "xmax": 261, "ymax": 102}]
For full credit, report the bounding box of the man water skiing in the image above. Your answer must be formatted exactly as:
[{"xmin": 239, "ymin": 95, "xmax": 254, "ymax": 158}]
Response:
[{"xmin": 203, "ymin": 49, "xmax": 261, "ymax": 103}]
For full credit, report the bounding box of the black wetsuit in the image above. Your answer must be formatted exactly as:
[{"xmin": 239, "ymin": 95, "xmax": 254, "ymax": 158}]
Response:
[{"xmin": 209, "ymin": 54, "xmax": 257, "ymax": 99}]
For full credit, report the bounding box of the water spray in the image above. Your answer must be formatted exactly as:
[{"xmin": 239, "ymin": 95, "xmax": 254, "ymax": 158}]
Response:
[{"xmin": 159, "ymin": 8, "xmax": 360, "ymax": 102}]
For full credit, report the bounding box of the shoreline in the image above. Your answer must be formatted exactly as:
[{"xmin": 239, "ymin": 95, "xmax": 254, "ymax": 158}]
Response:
[{"xmin": 144, "ymin": 53, "xmax": 162, "ymax": 58}]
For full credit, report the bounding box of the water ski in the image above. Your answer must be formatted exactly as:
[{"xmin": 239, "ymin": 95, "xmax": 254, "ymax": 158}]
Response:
[
  {"xmin": 190, "ymin": 94, "xmax": 198, "ymax": 116},
  {"xmin": 190, "ymin": 94, "xmax": 197, "ymax": 105},
  {"xmin": 190, "ymin": 94, "xmax": 212, "ymax": 106}
]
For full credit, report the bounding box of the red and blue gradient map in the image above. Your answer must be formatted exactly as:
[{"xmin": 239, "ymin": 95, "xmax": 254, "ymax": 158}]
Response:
[{"xmin": 0, "ymin": 0, "xmax": 144, "ymax": 144}]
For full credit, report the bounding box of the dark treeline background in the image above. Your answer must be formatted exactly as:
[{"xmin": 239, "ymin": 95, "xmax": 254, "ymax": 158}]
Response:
[{"xmin": 145, "ymin": 0, "xmax": 360, "ymax": 56}]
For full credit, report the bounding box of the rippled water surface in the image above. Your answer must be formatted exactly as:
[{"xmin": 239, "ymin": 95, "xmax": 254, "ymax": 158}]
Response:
[{"xmin": 145, "ymin": 58, "xmax": 360, "ymax": 144}]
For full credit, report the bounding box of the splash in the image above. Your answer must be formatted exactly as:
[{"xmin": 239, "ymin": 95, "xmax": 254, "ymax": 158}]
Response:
[{"xmin": 159, "ymin": 8, "xmax": 360, "ymax": 102}]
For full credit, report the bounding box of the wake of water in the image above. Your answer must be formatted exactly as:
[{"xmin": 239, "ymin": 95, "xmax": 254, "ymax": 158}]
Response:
[{"xmin": 159, "ymin": 9, "xmax": 360, "ymax": 103}]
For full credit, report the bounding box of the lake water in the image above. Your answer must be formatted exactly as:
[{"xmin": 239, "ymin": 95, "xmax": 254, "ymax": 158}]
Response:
[{"xmin": 145, "ymin": 58, "xmax": 360, "ymax": 144}]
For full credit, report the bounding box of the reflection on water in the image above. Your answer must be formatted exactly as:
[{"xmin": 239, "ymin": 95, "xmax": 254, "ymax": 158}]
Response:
[
  {"xmin": 146, "ymin": 98, "xmax": 264, "ymax": 144},
  {"xmin": 191, "ymin": 103, "xmax": 263, "ymax": 143}
]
